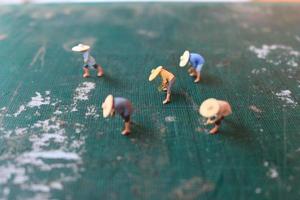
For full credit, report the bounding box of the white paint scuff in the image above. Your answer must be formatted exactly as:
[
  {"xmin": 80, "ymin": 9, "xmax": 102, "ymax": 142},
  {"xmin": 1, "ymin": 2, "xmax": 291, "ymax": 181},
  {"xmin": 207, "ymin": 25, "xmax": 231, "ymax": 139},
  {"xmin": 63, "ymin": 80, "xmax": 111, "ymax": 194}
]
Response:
[
  {"xmin": 71, "ymin": 82, "xmax": 96, "ymax": 112},
  {"xmin": 137, "ymin": 29, "xmax": 158, "ymax": 38},
  {"xmin": 13, "ymin": 105, "xmax": 26, "ymax": 117},
  {"xmin": 0, "ymin": 81, "xmax": 99, "ymax": 198},
  {"xmin": 275, "ymin": 90, "xmax": 298, "ymax": 108},
  {"xmin": 251, "ymin": 68, "xmax": 266, "ymax": 75},
  {"xmin": 267, "ymin": 168, "xmax": 279, "ymax": 179},
  {"xmin": 13, "ymin": 91, "xmax": 52, "ymax": 117},
  {"xmin": 165, "ymin": 116, "xmax": 176, "ymax": 122},
  {"xmin": 249, "ymin": 44, "xmax": 300, "ymax": 67},
  {"xmin": 255, "ymin": 187, "xmax": 262, "ymax": 194},
  {"xmin": 22, "ymin": 151, "xmax": 80, "ymax": 160},
  {"xmin": 85, "ymin": 105, "xmax": 99, "ymax": 118},
  {"xmin": 27, "ymin": 92, "xmax": 51, "ymax": 108},
  {"xmin": 0, "ymin": 115, "xmax": 85, "ymax": 198}
]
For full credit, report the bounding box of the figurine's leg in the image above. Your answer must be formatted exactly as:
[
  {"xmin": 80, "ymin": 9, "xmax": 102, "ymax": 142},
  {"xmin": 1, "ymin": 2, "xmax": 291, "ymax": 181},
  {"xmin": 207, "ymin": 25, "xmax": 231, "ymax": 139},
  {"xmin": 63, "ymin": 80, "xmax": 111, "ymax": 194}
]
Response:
[
  {"xmin": 94, "ymin": 64, "xmax": 104, "ymax": 77},
  {"xmin": 194, "ymin": 72, "xmax": 201, "ymax": 83},
  {"xmin": 121, "ymin": 115, "xmax": 131, "ymax": 135},
  {"xmin": 163, "ymin": 78, "xmax": 175, "ymax": 104},
  {"xmin": 194, "ymin": 64, "xmax": 203, "ymax": 83},
  {"xmin": 162, "ymin": 82, "xmax": 168, "ymax": 92},
  {"xmin": 209, "ymin": 125, "xmax": 220, "ymax": 134},
  {"xmin": 188, "ymin": 68, "xmax": 197, "ymax": 77},
  {"xmin": 83, "ymin": 66, "xmax": 90, "ymax": 78},
  {"xmin": 209, "ymin": 117, "xmax": 223, "ymax": 134},
  {"xmin": 163, "ymin": 93, "xmax": 171, "ymax": 105}
]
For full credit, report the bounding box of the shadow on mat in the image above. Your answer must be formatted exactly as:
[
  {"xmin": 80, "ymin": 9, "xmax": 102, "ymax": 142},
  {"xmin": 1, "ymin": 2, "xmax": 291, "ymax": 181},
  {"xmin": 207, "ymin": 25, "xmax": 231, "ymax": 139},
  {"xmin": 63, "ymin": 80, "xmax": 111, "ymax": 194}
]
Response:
[
  {"xmin": 170, "ymin": 91, "xmax": 188, "ymax": 104},
  {"xmin": 222, "ymin": 119, "xmax": 254, "ymax": 145},
  {"xmin": 172, "ymin": 90, "xmax": 199, "ymax": 108},
  {"xmin": 129, "ymin": 121, "xmax": 160, "ymax": 142},
  {"xmin": 200, "ymin": 73, "xmax": 223, "ymax": 86},
  {"xmin": 98, "ymin": 73, "xmax": 122, "ymax": 87}
]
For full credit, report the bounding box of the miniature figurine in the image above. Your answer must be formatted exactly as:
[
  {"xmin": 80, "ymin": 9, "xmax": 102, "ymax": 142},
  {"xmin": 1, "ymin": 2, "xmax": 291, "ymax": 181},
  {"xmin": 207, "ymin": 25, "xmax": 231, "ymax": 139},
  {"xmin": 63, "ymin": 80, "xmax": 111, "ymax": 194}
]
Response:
[
  {"xmin": 179, "ymin": 50, "xmax": 205, "ymax": 83},
  {"xmin": 149, "ymin": 66, "xmax": 176, "ymax": 104},
  {"xmin": 199, "ymin": 98, "xmax": 232, "ymax": 134},
  {"xmin": 72, "ymin": 44, "xmax": 104, "ymax": 78},
  {"xmin": 102, "ymin": 94, "xmax": 133, "ymax": 135}
]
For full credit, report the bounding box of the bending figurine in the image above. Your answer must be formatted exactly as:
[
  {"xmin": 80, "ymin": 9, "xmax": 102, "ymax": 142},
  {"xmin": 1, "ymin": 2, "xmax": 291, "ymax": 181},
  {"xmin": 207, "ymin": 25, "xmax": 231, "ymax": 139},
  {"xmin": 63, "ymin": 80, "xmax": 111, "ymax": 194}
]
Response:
[
  {"xmin": 199, "ymin": 98, "xmax": 232, "ymax": 134},
  {"xmin": 102, "ymin": 95, "xmax": 133, "ymax": 135},
  {"xmin": 179, "ymin": 50, "xmax": 205, "ymax": 83},
  {"xmin": 72, "ymin": 44, "xmax": 104, "ymax": 78},
  {"xmin": 149, "ymin": 66, "xmax": 176, "ymax": 104}
]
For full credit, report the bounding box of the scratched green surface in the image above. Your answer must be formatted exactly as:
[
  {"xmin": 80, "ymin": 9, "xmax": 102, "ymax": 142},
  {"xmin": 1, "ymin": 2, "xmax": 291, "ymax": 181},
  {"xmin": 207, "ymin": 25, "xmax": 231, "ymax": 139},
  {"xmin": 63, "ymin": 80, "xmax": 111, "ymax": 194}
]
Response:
[{"xmin": 0, "ymin": 3, "xmax": 300, "ymax": 200}]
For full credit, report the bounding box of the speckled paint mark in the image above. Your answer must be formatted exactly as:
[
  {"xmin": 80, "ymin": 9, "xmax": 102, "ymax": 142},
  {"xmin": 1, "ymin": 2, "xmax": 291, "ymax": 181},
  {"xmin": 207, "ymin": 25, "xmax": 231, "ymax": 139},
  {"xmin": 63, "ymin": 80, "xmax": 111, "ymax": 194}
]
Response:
[
  {"xmin": 249, "ymin": 105, "xmax": 263, "ymax": 113},
  {"xmin": 169, "ymin": 177, "xmax": 214, "ymax": 200}
]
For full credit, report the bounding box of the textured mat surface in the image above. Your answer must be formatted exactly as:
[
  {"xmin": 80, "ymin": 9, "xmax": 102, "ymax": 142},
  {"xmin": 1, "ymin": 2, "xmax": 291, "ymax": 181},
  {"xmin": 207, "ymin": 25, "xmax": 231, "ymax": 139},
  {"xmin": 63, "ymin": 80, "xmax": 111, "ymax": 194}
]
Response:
[{"xmin": 0, "ymin": 3, "xmax": 300, "ymax": 200}]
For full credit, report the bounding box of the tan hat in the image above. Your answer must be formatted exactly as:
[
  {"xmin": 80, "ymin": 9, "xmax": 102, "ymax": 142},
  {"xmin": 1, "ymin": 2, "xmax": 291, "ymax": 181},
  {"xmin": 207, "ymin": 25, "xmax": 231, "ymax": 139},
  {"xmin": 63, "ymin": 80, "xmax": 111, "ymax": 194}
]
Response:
[
  {"xmin": 149, "ymin": 66, "xmax": 163, "ymax": 81},
  {"xmin": 72, "ymin": 44, "xmax": 90, "ymax": 52},
  {"xmin": 199, "ymin": 98, "xmax": 220, "ymax": 118},
  {"xmin": 102, "ymin": 94, "xmax": 114, "ymax": 118},
  {"xmin": 179, "ymin": 50, "xmax": 190, "ymax": 67}
]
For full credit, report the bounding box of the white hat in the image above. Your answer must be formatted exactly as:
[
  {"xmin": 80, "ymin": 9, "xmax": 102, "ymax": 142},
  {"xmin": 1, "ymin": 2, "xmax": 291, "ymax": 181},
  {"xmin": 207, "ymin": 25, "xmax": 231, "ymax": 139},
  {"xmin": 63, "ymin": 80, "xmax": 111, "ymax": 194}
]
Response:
[
  {"xmin": 102, "ymin": 94, "xmax": 114, "ymax": 118},
  {"xmin": 149, "ymin": 66, "xmax": 163, "ymax": 81},
  {"xmin": 179, "ymin": 50, "xmax": 190, "ymax": 67},
  {"xmin": 72, "ymin": 44, "xmax": 90, "ymax": 52},
  {"xmin": 199, "ymin": 98, "xmax": 220, "ymax": 118}
]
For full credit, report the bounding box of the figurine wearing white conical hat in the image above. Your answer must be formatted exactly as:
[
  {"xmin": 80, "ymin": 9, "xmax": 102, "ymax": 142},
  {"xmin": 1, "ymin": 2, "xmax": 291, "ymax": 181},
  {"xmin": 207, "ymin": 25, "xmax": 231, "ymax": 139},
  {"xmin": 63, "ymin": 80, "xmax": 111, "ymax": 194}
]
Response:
[
  {"xmin": 179, "ymin": 50, "xmax": 205, "ymax": 83},
  {"xmin": 149, "ymin": 66, "xmax": 176, "ymax": 104},
  {"xmin": 102, "ymin": 95, "xmax": 133, "ymax": 135},
  {"xmin": 199, "ymin": 98, "xmax": 232, "ymax": 134},
  {"xmin": 72, "ymin": 44, "xmax": 104, "ymax": 78}
]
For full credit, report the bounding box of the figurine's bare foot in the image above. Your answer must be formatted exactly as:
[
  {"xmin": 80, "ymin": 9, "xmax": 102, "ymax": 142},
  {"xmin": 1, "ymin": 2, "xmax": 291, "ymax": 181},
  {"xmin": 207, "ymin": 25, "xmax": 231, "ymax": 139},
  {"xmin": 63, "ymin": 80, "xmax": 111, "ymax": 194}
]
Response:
[
  {"xmin": 83, "ymin": 68, "xmax": 90, "ymax": 78},
  {"xmin": 188, "ymin": 68, "xmax": 194, "ymax": 75},
  {"xmin": 209, "ymin": 127, "xmax": 219, "ymax": 134},
  {"xmin": 97, "ymin": 68, "xmax": 104, "ymax": 77},
  {"xmin": 194, "ymin": 78, "xmax": 200, "ymax": 83},
  {"xmin": 83, "ymin": 73, "xmax": 90, "ymax": 78},
  {"xmin": 121, "ymin": 129, "xmax": 130, "ymax": 136},
  {"xmin": 122, "ymin": 122, "xmax": 131, "ymax": 135},
  {"xmin": 162, "ymin": 87, "xmax": 167, "ymax": 92},
  {"xmin": 189, "ymin": 73, "xmax": 196, "ymax": 77},
  {"xmin": 163, "ymin": 99, "xmax": 170, "ymax": 104}
]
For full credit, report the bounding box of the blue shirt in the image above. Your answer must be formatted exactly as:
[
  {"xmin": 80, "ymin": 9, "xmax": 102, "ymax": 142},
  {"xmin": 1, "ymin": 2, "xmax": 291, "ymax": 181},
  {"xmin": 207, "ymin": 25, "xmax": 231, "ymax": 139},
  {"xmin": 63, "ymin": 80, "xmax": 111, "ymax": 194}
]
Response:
[
  {"xmin": 82, "ymin": 51, "xmax": 96, "ymax": 66},
  {"xmin": 189, "ymin": 53, "xmax": 205, "ymax": 68},
  {"xmin": 114, "ymin": 97, "xmax": 133, "ymax": 117}
]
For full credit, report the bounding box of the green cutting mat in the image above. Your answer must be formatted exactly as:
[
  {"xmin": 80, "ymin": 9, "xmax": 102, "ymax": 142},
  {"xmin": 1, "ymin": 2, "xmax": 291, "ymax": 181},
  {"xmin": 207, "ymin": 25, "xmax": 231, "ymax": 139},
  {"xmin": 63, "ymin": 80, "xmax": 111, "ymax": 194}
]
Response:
[{"xmin": 0, "ymin": 3, "xmax": 300, "ymax": 200}]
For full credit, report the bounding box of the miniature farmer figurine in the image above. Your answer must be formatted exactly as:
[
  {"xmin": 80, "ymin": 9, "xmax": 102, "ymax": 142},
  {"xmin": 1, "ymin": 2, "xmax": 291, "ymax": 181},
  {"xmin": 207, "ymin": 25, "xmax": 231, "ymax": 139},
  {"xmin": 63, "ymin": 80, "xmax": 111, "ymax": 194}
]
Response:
[
  {"xmin": 179, "ymin": 50, "xmax": 205, "ymax": 83},
  {"xmin": 149, "ymin": 66, "xmax": 176, "ymax": 104},
  {"xmin": 199, "ymin": 98, "xmax": 232, "ymax": 134},
  {"xmin": 72, "ymin": 44, "xmax": 104, "ymax": 78},
  {"xmin": 102, "ymin": 94, "xmax": 133, "ymax": 135}
]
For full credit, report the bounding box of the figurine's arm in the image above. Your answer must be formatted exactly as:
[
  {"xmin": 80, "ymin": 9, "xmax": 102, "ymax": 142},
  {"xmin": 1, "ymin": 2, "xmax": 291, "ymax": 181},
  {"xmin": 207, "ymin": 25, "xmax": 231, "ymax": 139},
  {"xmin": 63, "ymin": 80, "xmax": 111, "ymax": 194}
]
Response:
[
  {"xmin": 161, "ymin": 75, "xmax": 167, "ymax": 84},
  {"xmin": 83, "ymin": 57, "xmax": 88, "ymax": 64},
  {"xmin": 83, "ymin": 52, "xmax": 89, "ymax": 64}
]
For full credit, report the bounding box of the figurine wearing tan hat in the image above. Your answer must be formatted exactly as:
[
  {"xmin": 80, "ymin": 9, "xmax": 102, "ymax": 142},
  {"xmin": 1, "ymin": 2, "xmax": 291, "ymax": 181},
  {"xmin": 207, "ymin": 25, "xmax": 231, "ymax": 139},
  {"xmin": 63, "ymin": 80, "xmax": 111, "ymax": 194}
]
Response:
[
  {"xmin": 199, "ymin": 98, "xmax": 232, "ymax": 134},
  {"xmin": 102, "ymin": 95, "xmax": 133, "ymax": 135},
  {"xmin": 179, "ymin": 50, "xmax": 205, "ymax": 83},
  {"xmin": 72, "ymin": 44, "xmax": 104, "ymax": 78},
  {"xmin": 149, "ymin": 66, "xmax": 176, "ymax": 104}
]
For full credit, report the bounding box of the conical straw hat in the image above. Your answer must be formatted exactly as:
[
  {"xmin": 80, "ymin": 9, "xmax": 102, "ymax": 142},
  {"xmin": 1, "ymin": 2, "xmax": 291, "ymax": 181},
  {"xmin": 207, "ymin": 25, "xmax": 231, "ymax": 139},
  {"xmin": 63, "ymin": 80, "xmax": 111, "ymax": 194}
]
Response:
[
  {"xmin": 149, "ymin": 66, "xmax": 163, "ymax": 81},
  {"xmin": 102, "ymin": 94, "xmax": 114, "ymax": 118},
  {"xmin": 179, "ymin": 50, "xmax": 190, "ymax": 67},
  {"xmin": 199, "ymin": 98, "xmax": 220, "ymax": 118},
  {"xmin": 72, "ymin": 43, "xmax": 90, "ymax": 52}
]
